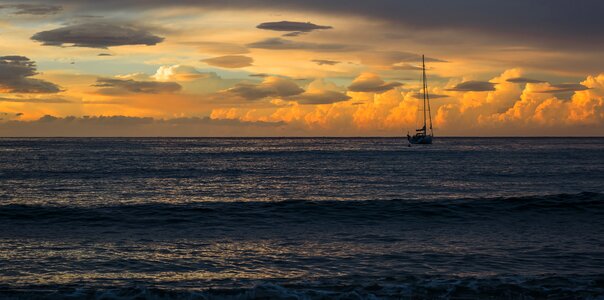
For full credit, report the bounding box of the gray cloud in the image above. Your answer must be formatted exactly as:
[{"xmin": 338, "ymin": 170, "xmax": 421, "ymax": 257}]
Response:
[
  {"xmin": 360, "ymin": 51, "xmax": 445, "ymax": 66},
  {"xmin": 257, "ymin": 21, "xmax": 332, "ymax": 32},
  {"xmin": 97, "ymin": 53, "xmax": 113, "ymax": 56},
  {"xmin": 223, "ymin": 77, "xmax": 304, "ymax": 101},
  {"xmin": 282, "ymin": 31, "xmax": 304, "ymax": 37},
  {"xmin": 506, "ymin": 77, "xmax": 546, "ymax": 84},
  {"xmin": 0, "ymin": 115, "xmax": 286, "ymax": 137},
  {"xmin": 288, "ymin": 90, "xmax": 350, "ymax": 105},
  {"xmin": 0, "ymin": 3, "xmax": 62, "ymax": 15},
  {"xmin": 446, "ymin": 81, "xmax": 496, "ymax": 92},
  {"xmin": 93, "ymin": 78, "xmax": 181, "ymax": 94},
  {"xmin": 20, "ymin": 1, "xmax": 604, "ymax": 49},
  {"xmin": 348, "ymin": 74, "xmax": 402, "ymax": 93},
  {"xmin": 534, "ymin": 83, "xmax": 589, "ymax": 94},
  {"xmin": 410, "ymin": 93, "xmax": 449, "ymax": 99},
  {"xmin": 249, "ymin": 73, "xmax": 270, "ymax": 78},
  {"xmin": 312, "ymin": 59, "xmax": 340, "ymax": 66},
  {"xmin": 247, "ymin": 38, "xmax": 353, "ymax": 52},
  {"xmin": 0, "ymin": 56, "xmax": 62, "ymax": 93},
  {"xmin": 201, "ymin": 55, "xmax": 254, "ymax": 68},
  {"xmin": 31, "ymin": 22, "xmax": 164, "ymax": 48}
]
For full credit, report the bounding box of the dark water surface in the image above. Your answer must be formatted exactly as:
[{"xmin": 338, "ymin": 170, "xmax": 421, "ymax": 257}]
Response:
[{"xmin": 1, "ymin": 138, "xmax": 603, "ymax": 299}]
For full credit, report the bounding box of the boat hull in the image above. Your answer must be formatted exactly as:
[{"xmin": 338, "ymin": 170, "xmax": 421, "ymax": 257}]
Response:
[{"xmin": 408, "ymin": 135, "xmax": 432, "ymax": 144}]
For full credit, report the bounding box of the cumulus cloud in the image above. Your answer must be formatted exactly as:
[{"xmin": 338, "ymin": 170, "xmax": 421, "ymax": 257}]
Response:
[
  {"xmin": 247, "ymin": 38, "xmax": 352, "ymax": 52},
  {"xmin": 507, "ymin": 77, "xmax": 546, "ymax": 84},
  {"xmin": 31, "ymin": 22, "xmax": 164, "ymax": 48},
  {"xmin": 93, "ymin": 78, "xmax": 181, "ymax": 94},
  {"xmin": 348, "ymin": 73, "xmax": 402, "ymax": 93},
  {"xmin": 223, "ymin": 77, "xmax": 304, "ymax": 101},
  {"xmin": 312, "ymin": 59, "xmax": 340, "ymax": 66},
  {"xmin": 256, "ymin": 21, "xmax": 332, "ymax": 32},
  {"xmin": 152, "ymin": 65, "xmax": 212, "ymax": 82},
  {"xmin": 0, "ymin": 56, "xmax": 62, "ymax": 93},
  {"xmin": 201, "ymin": 55, "xmax": 253, "ymax": 68},
  {"xmin": 0, "ymin": 4, "xmax": 62, "ymax": 15},
  {"xmin": 0, "ymin": 115, "xmax": 285, "ymax": 137},
  {"xmin": 446, "ymin": 81, "xmax": 496, "ymax": 92}
]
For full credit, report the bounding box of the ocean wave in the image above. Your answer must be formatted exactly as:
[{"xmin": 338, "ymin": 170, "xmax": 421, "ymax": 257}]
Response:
[
  {"xmin": 1, "ymin": 275, "xmax": 603, "ymax": 299},
  {"xmin": 1, "ymin": 192, "xmax": 602, "ymax": 228}
]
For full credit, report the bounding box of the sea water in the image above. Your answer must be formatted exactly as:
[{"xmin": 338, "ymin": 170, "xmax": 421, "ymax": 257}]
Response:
[{"xmin": 0, "ymin": 138, "xmax": 603, "ymax": 299}]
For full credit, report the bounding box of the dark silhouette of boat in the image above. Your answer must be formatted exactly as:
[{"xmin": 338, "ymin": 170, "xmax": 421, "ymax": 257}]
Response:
[{"xmin": 407, "ymin": 55, "xmax": 433, "ymax": 145}]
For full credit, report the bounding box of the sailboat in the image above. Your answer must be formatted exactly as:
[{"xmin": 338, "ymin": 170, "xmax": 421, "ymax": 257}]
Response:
[{"xmin": 407, "ymin": 55, "xmax": 433, "ymax": 144}]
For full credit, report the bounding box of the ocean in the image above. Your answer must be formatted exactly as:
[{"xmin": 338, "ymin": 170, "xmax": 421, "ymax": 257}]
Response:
[{"xmin": 0, "ymin": 137, "xmax": 603, "ymax": 299}]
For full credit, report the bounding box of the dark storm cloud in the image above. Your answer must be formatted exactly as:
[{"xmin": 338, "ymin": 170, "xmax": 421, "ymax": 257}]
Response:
[
  {"xmin": 201, "ymin": 55, "xmax": 254, "ymax": 68},
  {"xmin": 311, "ymin": 59, "xmax": 340, "ymax": 66},
  {"xmin": 0, "ymin": 56, "xmax": 62, "ymax": 93},
  {"xmin": 247, "ymin": 38, "xmax": 354, "ymax": 52},
  {"xmin": 256, "ymin": 21, "xmax": 332, "ymax": 32},
  {"xmin": 446, "ymin": 81, "xmax": 496, "ymax": 92},
  {"xmin": 93, "ymin": 78, "xmax": 181, "ymax": 94},
  {"xmin": 534, "ymin": 83, "xmax": 589, "ymax": 94},
  {"xmin": 289, "ymin": 90, "xmax": 350, "ymax": 105},
  {"xmin": 0, "ymin": 115, "xmax": 285, "ymax": 137},
  {"xmin": 31, "ymin": 22, "xmax": 164, "ymax": 48},
  {"xmin": 506, "ymin": 77, "xmax": 546, "ymax": 84},
  {"xmin": 0, "ymin": 3, "xmax": 62, "ymax": 15}
]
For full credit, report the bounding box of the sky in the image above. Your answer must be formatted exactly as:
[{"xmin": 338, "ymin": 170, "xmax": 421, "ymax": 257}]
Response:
[{"xmin": 0, "ymin": 0, "xmax": 603, "ymax": 136}]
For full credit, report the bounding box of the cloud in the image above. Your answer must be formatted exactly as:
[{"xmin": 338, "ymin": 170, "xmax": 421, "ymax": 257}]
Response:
[
  {"xmin": 289, "ymin": 90, "xmax": 351, "ymax": 105},
  {"xmin": 410, "ymin": 93, "xmax": 449, "ymax": 99},
  {"xmin": 223, "ymin": 76, "xmax": 304, "ymax": 101},
  {"xmin": 282, "ymin": 31, "xmax": 305, "ymax": 37},
  {"xmin": 312, "ymin": 59, "xmax": 340, "ymax": 66},
  {"xmin": 348, "ymin": 73, "xmax": 402, "ymax": 93},
  {"xmin": 391, "ymin": 63, "xmax": 423, "ymax": 71},
  {"xmin": 256, "ymin": 21, "xmax": 332, "ymax": 32},
  {"xmin": 201, "ymin": 55, "xmax": 253, "ymax": 68},
  {"xmin": 0, "ymin": 4, "xmax": 62, "ymax": 15},
  {"xmin": 0, "ymin": 115, "xmax": 286, "ymax": 137},
  {"xmin": 533, "ymin": 83, "xmax": 589, "ymax": 94},
  {"xmin": 97, "ymin": 53, "xmax": 113, "ymax": 56},
  {"xmin": 0, "ymin": 96, "xmax": 70, "ymax": 103},
  {"xmin": 0, "ymin": 56, "xmax": 62, "ymax": 93},
  {"xmin": 249, "ymin": 73, "xmax": 270, "ymax": 78},
  {"xmin": 360, "ymin": 51, "xmax": 445, "ymax": 66},
  {"xmin": 152, "ymin": 65, "xmax": 212, "ymax": 82},
  {"xmin": 507, "ymin": 77, "xmax": 546, "ymax": 84},
  {"xmin": 31, "ymin": 22, "xmax": 164, "ymax": 48},
  {"xmin": 186, "ymin": 42, "xmax": 250, "ymax": 55},
  {"xmin": 446, "ymin": 81, "xmax": 496, "ymax": 92},
  {"xmin": 93, "ymin": 78, "xmax": 181, "ymax": 94},
  {"xmin": 247, "ymin": 38, "xmax": 352, "ymax": 52}
]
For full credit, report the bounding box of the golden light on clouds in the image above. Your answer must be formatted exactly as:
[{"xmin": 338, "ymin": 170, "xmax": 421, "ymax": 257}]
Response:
[{"xmin": 0, "ymin": 0, "xmax": 603, "ymax": 136}]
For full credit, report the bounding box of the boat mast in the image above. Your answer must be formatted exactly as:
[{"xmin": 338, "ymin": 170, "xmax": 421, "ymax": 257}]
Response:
[
  {"xmin": 422, "ymin": 55, "xmax": 427, "ymax": 135},
  {"xmin": 423, "ymin": 55, "xmax": 433, "ymax": 136}
]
